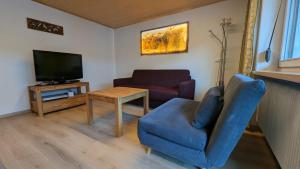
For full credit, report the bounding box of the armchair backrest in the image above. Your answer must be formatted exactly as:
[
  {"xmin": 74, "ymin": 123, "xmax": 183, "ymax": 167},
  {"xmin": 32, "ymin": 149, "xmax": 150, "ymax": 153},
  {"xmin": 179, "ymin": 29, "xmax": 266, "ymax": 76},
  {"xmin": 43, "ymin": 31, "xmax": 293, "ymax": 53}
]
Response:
[
  {"xmin": 132, "ymin": 69, "xmax": 191, "ymax": 87},
  {"xmin": 205, "ymin": 74, "xmax": 266, "ymax": 168}
]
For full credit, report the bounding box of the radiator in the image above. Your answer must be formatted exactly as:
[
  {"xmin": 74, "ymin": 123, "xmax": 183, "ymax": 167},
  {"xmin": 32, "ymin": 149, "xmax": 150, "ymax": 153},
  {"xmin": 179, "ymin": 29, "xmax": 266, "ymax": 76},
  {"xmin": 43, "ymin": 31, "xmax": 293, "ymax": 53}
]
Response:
[{"xmin": 258, "ymin": 78, "xmax": 300, "ymax": 169}]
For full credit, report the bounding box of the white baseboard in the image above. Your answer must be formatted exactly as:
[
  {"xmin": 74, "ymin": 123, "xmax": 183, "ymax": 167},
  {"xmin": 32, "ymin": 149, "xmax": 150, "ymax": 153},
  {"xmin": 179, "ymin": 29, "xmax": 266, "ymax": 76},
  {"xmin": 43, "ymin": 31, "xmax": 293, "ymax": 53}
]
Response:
[{"xmin": 0, "ymin": 109, "xmax": 31, "ymax": 119}]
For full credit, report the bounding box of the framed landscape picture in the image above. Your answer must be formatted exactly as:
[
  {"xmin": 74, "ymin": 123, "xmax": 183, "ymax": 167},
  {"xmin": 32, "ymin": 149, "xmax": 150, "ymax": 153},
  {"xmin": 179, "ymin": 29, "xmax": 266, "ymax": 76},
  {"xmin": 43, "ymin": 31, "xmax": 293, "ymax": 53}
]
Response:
[{"xmin": 140, "ymin": 22, "xmax": 189, "ymax": 55}]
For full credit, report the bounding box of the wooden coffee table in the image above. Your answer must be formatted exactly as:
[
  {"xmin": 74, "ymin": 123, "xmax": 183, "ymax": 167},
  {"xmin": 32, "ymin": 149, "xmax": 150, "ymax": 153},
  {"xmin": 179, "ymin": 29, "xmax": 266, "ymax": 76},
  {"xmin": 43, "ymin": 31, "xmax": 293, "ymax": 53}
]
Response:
[{"xmin": 86, "ymin": 87, "xmax": 149, "ymax": 137}]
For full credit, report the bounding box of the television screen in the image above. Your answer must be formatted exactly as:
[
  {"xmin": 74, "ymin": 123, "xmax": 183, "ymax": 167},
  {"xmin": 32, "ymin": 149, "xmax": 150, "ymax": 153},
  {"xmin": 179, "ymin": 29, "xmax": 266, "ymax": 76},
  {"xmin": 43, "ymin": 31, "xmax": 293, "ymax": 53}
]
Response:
[{"xmin": 33, "ymin": 50, "xmax": 83, "ymax": 82}]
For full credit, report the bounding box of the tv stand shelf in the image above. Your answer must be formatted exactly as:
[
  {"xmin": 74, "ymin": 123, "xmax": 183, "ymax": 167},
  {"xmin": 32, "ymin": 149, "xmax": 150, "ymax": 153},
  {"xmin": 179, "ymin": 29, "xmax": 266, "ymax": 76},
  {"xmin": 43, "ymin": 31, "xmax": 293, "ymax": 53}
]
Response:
[{"xmin": 28, "ymin": 82, "xmax": 90, "ymax": 117}]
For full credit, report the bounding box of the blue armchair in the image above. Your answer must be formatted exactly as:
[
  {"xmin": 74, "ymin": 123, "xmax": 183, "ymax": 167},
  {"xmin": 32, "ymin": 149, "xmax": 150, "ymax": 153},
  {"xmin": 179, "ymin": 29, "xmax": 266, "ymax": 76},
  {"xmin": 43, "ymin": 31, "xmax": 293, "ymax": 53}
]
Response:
[{"xmin": 138, "ymin": 74, "xmax": 266, "ymax": 169}]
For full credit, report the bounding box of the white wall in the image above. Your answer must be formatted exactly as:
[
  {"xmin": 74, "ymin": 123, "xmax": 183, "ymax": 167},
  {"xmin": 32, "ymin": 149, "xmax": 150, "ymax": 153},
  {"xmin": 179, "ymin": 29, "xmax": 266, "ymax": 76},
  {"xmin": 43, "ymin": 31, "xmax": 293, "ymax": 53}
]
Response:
[
  {"xmin": 0, "ymin": 0, "xmax": 247, "ymax": 116},
  {"xmin": 0, "ymin": 0, "xmax": 115, "ymax": 115},
  {"xmin": 114, "ymin": 0, "xmax": 247, "ymax": 100}
]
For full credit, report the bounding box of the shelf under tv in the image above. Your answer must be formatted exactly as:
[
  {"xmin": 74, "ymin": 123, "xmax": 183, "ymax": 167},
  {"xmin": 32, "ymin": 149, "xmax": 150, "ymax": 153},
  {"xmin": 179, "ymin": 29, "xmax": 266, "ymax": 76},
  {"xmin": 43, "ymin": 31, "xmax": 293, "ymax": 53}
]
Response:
[{"xmin": 28, "ymin": 82, "xmax": 90, "ymax": 116}]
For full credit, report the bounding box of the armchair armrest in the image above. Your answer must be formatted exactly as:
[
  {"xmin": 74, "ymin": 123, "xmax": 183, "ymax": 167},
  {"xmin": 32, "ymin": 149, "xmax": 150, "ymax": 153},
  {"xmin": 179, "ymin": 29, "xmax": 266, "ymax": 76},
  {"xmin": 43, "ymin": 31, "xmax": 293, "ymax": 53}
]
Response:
[
  {"xmin": 113, "ymin": 77, "xmax": 132, "ymax": 87},
  {"xmin": 178, "ymin": 80, "xmax": 195, "ymax": 100}
]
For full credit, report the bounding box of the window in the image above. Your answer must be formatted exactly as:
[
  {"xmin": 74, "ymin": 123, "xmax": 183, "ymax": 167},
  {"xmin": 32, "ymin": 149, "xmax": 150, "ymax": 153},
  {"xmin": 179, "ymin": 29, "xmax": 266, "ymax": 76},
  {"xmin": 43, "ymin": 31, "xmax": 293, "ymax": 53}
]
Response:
[{"xmin": 282, "ymin": 0, "xmax": 300, "ymax": 60}]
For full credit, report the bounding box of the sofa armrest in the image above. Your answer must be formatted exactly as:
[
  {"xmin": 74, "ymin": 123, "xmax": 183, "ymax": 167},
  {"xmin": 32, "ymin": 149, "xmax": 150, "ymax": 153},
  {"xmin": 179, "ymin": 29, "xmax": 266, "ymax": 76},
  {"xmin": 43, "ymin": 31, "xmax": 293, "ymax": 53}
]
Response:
[
  {"xmin": 178, "ymin": 80, "xmax": 195, "ymax": 100},
  {"xmin": 113, "ymin": 77, "xmax": 132, "ymax": 87}
]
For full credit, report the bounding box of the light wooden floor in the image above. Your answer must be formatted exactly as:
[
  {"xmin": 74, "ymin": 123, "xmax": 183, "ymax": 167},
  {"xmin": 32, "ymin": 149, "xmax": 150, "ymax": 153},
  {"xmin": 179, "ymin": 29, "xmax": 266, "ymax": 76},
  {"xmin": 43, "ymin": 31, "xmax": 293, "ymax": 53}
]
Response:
[{"xmin": 0, "ymin": 101, "xmax": 280, "ymax": 169}]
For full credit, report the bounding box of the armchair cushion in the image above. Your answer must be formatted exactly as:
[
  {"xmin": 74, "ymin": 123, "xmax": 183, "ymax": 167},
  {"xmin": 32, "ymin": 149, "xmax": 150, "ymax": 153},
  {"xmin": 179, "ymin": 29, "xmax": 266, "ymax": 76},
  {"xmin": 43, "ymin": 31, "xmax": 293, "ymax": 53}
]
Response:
[
  {"xmin": 138, "ymin": 74, "xmax": 266, "ymax": 169},
  {"xmin": 139, "ymin": 98, "xmax": 208, "ymax": 150},
  {"xmin": 206, "ymin": 74, "xmax": 266, "ymax": 168},
  {"xmin": 192, "ymin": 86, "xmax": 224, "ymax": 129}
]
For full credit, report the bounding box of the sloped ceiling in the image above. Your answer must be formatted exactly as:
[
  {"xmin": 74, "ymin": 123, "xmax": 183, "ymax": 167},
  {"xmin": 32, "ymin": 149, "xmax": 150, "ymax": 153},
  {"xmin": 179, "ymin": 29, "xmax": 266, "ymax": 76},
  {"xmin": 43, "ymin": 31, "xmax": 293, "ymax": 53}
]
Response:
[{"xmin": 33, "ymin": 0, "xmax": 224, "ymax": 28}]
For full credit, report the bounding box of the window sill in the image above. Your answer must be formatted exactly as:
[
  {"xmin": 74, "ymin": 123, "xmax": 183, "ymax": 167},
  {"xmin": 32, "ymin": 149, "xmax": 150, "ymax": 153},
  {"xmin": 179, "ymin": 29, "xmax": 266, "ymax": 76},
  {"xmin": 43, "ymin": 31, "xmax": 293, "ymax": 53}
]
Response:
[
  {"xmin": 280, "ymin": 58, "xmax": 300, "ymax": 68},
  {"xmin": 253, "ymin": 71, "xmax": 300, "ymax": 84}
]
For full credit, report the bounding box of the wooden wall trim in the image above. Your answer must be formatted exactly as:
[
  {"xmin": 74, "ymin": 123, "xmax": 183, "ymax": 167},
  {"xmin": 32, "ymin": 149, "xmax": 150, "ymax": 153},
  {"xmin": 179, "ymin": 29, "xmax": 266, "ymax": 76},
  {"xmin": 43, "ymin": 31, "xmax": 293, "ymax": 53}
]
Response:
[{"xmin": 0, "ymin": 110, "xmax": 31, "ymax": 119}]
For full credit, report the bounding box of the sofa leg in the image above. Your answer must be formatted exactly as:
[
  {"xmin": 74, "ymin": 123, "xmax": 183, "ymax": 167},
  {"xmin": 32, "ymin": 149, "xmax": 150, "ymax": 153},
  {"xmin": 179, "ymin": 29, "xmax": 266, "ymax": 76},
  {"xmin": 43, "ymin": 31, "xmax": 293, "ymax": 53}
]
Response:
[{"xmin": 146, "ymin": 147, "xmax": 152, "ymax": 155}]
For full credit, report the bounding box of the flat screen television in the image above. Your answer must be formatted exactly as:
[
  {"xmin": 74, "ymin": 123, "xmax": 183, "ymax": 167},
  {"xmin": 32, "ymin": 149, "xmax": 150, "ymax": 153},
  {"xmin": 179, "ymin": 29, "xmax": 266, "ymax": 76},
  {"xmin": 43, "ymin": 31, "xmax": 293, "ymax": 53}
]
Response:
[{"xmin": 33, "ymin": 50, "xmax": 83, "ymax": 83}]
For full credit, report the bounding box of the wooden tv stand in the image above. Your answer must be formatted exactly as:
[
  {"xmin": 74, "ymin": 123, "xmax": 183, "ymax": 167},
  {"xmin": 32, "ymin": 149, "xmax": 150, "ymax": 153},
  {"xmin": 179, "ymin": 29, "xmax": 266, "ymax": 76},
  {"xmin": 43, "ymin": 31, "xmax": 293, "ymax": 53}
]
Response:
[{"xmin": 28, "ymin": 82, "xmax": 90, "ymax": 117}]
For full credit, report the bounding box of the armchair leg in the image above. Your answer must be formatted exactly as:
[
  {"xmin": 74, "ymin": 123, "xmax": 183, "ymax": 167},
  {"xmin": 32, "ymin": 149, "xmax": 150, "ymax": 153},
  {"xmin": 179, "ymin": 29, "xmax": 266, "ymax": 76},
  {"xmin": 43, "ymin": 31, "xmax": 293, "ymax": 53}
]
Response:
[{"xmin": 146, "ymin": 147, "xmax": 152, "ymax": 155}]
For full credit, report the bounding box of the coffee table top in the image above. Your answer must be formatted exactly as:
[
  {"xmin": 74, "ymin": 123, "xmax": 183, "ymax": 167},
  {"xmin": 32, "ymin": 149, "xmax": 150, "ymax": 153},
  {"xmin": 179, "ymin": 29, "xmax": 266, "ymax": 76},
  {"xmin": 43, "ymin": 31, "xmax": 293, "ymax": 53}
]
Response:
[{"xmin": 88, "ymin": 87, "xmax": 148, "ymax": 98}]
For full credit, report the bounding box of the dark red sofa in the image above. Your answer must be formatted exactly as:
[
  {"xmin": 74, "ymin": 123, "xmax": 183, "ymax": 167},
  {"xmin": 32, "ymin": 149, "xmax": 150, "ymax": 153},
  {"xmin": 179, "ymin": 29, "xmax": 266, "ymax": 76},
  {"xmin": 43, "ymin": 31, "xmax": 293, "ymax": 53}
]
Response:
[{"xmin": 113, "ymin": 70, "xmax": 195, "ymax": 108}]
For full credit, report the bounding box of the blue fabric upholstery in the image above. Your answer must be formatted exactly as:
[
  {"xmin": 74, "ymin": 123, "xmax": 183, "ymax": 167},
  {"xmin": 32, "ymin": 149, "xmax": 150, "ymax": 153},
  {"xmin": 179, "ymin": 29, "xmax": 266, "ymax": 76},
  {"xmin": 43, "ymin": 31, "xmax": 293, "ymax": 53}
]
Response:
[
  {"xmin": 138, "ymin": 74, "xmax": 266, "ymax": 169},
  {"xmin": 192, "ymin": 86, "xmax": 224, "ymax": 129},
  {"xmin": 139, "ymin": 98, "xmax": 208, "ymax": 150},
  {"xmin": 138, "ymin": 126, "xmax": 207, "ymax": 167},
  {"xmin": 205, "ymin": 74, "xmax": 266, "ymax": 168}
]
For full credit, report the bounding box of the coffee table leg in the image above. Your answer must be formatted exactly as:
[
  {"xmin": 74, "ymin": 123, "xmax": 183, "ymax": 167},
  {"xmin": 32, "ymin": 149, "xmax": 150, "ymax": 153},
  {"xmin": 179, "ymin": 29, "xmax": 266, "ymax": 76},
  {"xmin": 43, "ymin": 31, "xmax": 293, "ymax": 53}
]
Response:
[
  {"xmin": 87, "ymin": 96, "xmax": 93, "ymax": 125},
  {"xmin": 143, "ymin": 91, "xmax": 149, "ymax": 115},
  {"xmin": 115, "ymin": 98, "xmax": 123, "ymax": 137}
]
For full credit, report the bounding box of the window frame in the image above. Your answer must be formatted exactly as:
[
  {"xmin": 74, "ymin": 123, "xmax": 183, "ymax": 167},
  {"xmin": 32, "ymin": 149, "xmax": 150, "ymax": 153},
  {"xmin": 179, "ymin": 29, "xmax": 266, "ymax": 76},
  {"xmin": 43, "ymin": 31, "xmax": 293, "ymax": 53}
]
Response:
[{"xmin": 280, "ymin": 0, "xmax": 300, "ymax": 66}]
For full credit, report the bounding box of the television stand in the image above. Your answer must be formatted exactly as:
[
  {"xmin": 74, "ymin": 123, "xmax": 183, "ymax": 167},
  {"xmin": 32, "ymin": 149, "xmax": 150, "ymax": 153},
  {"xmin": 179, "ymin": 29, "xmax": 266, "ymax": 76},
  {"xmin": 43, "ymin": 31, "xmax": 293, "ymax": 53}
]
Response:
[
  {"xmin": 65, "ymin": 79, "xmax": 80, "ymax": 83},
  {"xmin": 36, "ymin": 81, "xmax": 59, "ymax": 86},
  {"xmin": 37, "ymin": 80, "xmax": 81, "ymax": 86},
  {"xmin": 28, "ymin": 82, "xmax": 90, "ymax": 117}
]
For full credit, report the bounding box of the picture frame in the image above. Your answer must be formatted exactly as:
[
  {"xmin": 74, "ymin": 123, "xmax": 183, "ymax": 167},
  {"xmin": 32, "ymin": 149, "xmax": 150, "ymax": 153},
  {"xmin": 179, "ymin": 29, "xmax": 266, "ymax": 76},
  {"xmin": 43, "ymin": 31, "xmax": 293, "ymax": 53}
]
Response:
[
  {"xmin": 27, "ymin": 18, "xmax": 64, "ymax": 36},
  {"xmin": 140, "ymin": 22, "xmax": 189, "ymax": 55}
]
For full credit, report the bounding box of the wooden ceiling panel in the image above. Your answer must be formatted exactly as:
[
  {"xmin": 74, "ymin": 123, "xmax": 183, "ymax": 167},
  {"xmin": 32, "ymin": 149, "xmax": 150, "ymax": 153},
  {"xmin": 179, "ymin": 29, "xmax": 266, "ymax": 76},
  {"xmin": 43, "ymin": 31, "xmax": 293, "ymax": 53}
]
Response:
[{"xmin": 33, "ymin": 0, "xmax": 224, "ymax": 28}]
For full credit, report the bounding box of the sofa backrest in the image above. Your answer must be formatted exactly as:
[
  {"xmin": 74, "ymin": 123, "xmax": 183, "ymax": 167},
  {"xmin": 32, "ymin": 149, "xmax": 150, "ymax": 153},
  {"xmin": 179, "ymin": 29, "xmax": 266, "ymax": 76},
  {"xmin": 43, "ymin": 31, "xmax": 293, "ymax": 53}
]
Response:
[
  {"xmin": 132, "ymin": 69, "xmax": 191, "ymax": 87},
  {"xmin": 205, "ymin": 74, "xmax": 266, "ymax": 168}
]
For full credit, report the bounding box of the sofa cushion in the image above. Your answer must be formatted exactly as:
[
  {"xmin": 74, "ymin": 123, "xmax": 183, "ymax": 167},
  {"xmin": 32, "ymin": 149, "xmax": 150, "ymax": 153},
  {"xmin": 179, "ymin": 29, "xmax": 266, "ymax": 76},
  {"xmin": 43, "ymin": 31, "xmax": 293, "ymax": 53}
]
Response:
[
  {"xmin": 120, "ymin": 84, "xmax": 148, "ymax": 89},
  {"xmin": 122, "ymin": 84, "xmax": 179, "ymax": 101},
  {"xmin": 192, "ymin": 86, "xmax": 224, "ymax": 129},
  {"xmin": 148, "ymin": 86, "xmax": 178, "ymax": 101},
  {"xmin": 139, "ymin": 98, "xmax": 208, "ymax": 150},
  {"xmin": 132, "ymin": 70, "xmax": 191, "ymax": 87}
]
